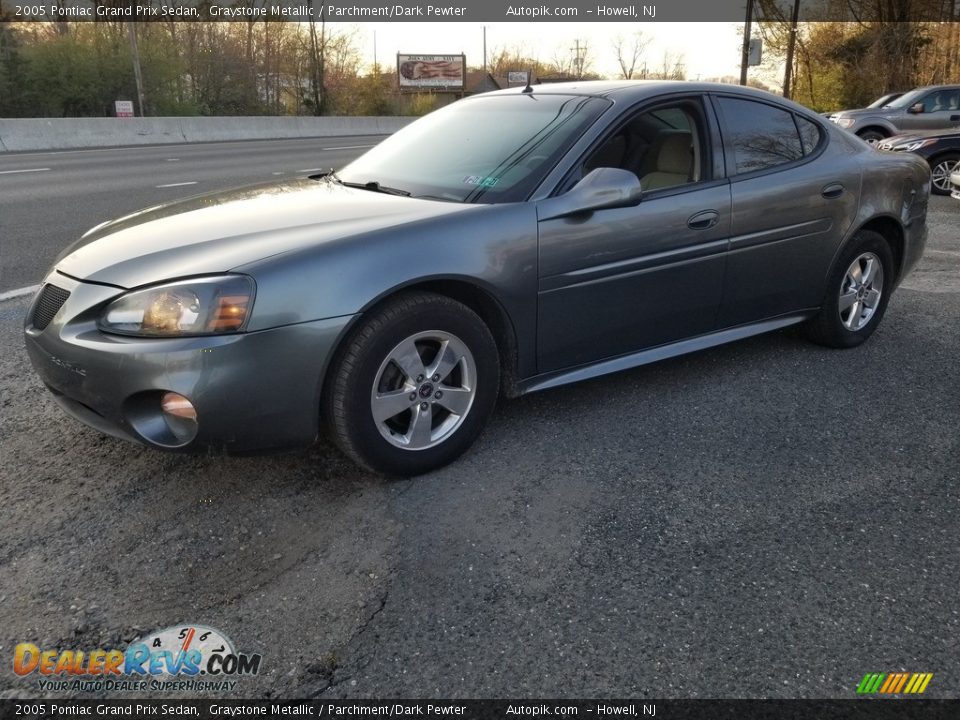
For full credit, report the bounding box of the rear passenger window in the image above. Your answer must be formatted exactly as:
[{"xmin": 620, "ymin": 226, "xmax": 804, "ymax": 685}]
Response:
[
  {"xmin": 795, "ymin": 115, "xmax": 822, "ymax": 155},
  {"xmin": 717, "ymin": 97, "xmax": 804, "ymax": 174}
]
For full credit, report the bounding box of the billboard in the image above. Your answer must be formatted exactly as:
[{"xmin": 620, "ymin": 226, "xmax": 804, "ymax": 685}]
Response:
[
  {"xmin": 397, "ymin": 54, "xmax": 465, "ymax": 91},
  {"xmin": 114, "ymin": 100, "xmax": 134, "ymax": 118}
]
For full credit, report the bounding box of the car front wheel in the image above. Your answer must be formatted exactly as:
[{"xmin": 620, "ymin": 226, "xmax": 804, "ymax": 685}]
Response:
[
  {"xmin": 930, "ymin": 153, "xmax": 960, "ymax": 196},
  {"xmin": 804, "ymin": 230, "xmax": 894, "ymax": 348},
  {"xmin": 323, "ymin": 292, "xmax": 500, "ymax": 476}
]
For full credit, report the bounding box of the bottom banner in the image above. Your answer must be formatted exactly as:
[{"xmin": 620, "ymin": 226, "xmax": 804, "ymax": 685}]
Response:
[{"xmin": 2, "ymin": 700, "xmax": 960, "ymax": 720}]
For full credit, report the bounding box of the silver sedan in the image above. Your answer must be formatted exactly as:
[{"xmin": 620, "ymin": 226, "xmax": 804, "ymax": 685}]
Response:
[{"xmin": 24, "ymin": 82, "xmax": 931, "ymax": 475}]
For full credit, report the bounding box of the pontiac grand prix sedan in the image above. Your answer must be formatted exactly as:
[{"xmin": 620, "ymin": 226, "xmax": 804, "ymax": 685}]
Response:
[{"xmin": 24, "ymin": 82, "xmax": 930, "ymax": 476}]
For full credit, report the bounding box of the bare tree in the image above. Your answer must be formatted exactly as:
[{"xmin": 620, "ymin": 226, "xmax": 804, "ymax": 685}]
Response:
[
  {"xmin": 612, "ymin": 31, "xmax": 651, "ymax": 79},
  {"xmin": 550, "ymin": 38, "xmax": 594, "ymax": 79},
  {"xmin": 649, "ymin": 50, "xmax": 686, "ymax": 80},
  {"xmin": 306, "ymin": 0, "xmax": 325, "ymax": 115}
]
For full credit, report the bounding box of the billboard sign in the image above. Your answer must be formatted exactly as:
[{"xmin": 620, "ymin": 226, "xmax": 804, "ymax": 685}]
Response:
[
  {"xmin": 507, "ymin": 71, "xmax": 530, "ymax": 86},
  {"xmin": 397, "ymin": 54, "xmax": 465, "ymax": 90},
  {"xmin": 114, "ymin": 100, "xmax": 134, "ymax": 118}
]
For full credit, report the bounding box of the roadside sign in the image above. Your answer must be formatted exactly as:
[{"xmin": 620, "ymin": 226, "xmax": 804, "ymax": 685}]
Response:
[
  {"xmin": 115, "ymin": 100, "xmax": 134, "ymax": 118},
  {"xmin": 507, "ymin": 71, "xmax": 530, "ymax": 86},
  {"xmin": 397, "ymin": 54, "xmax": 465, "ymax": 91},
  {"xmin": 748, "ymin": 38, "xmax": 762, "ymax": 66}
]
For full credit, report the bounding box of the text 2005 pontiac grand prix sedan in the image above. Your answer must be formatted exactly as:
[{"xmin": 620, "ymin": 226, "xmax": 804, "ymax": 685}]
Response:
[{"xmin": 25, "ymin": 82, "xmax": 930, "ymax": 476}]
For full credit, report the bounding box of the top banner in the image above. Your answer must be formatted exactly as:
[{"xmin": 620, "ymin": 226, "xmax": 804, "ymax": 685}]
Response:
[{"xmin": 2, "ymin": 0, "xmax": 957, "ymax": 23}]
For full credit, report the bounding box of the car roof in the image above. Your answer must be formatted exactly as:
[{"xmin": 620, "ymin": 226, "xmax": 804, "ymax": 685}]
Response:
[{"xmin": 478, "ymin": 80, "xmax": 822, "ymax": 118}]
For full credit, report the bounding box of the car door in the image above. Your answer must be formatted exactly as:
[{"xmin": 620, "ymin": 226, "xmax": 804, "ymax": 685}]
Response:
[
  {"xmin": 899, "ymin": 88, "xmax": 960, "ymax": 132},
  {"xmin": 535, "ymin": 97, "xmax": 731, "ymax": 373},
  {"xmin": 712, "ymin": 95, "xmax": 860, "ymax": 327}
]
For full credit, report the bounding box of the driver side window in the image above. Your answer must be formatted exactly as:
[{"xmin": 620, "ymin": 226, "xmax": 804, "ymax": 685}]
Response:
[
  {"xmin": 921, "ymin": 89, "xmax": 960, "ymax": 112},
  {"xmin": 581, "ymin": 102, "xmax": 706, "ymax": 192}
]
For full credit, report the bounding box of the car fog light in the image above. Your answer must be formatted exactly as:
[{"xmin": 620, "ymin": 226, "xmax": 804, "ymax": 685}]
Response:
[{"xmin": 161, "ymin": 392, "xmax": 197, "ymax": 421}]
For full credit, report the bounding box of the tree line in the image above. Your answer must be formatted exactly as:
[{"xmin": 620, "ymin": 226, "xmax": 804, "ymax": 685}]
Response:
[
  {"xmin": 0, "ymin": 7, "xmax": 958, "ymax": 118},
  {"xmin": 0, "ymin": 18, "xmax": 398, "ymax": 117},
  {"xmin": 754, "ymin": 0, "xmax": 960, "ymax": 111}
]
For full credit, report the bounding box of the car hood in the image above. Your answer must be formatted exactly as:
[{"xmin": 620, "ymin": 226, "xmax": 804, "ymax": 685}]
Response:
[
  {"xmin": 884, "ymin": 129, "xmax": 960, "ymax": 143},
  {"xmin": 55, "ymin": 178, "xmax": 475, "ymax": 289},
  {"xmin": 831, "ymin": 107, "xmax": 901, "ymax": 120}
]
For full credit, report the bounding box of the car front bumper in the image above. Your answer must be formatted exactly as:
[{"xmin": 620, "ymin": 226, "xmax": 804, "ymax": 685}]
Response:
[{"xmin": 24, "ymin": 271, "xmax": 354, "ymax": 452}]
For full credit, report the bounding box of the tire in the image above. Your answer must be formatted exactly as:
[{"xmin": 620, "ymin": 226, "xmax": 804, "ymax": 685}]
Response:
[
  {"xmin": 929, "ymin": 153, "xmax": 960, "ymax": 196},
  {"xmin": 804, "ymin": 230, "xmax": 895, "ymax": 349},
  {"xmin": 323, "ymin": 291, "xmax": 500, "ymax": 476},
  {"xmin": 857, "ymin": 128, "xmax": 887, "ymax": 144}
]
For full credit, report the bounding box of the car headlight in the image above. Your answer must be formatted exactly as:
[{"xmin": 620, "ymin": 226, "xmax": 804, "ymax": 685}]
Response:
[
  {"xmin": 834, "ymin": 118, "xmax": 855, "ymax": 128},
  {"xmin": 98, "ymin": 275, "xmax": 255, "ymax": 337},
  {"xmin": 897, "ymin": 139, "xmax": 937, "ymax": 152}
]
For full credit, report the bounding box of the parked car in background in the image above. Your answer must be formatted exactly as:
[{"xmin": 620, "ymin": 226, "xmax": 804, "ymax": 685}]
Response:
[
  {"xmin": 822, "ymin": 93, "xmax": 904, "ymax": 118},
  {"xmin": 24, "ymin": 82, "xmax": 931, "ymax": 476},
  {"xmin": 829, "ymin": 85, "xmax": 960, "ymax": 143},
  {"xmin": 879, "ymin": 129, "xmax": 960, "ymax": 195}
]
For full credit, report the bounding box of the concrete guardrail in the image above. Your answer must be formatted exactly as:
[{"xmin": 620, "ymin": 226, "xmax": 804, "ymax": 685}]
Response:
[{"xmin": 0, "ymin": 116, "xmax": 415, "ymax": 153}]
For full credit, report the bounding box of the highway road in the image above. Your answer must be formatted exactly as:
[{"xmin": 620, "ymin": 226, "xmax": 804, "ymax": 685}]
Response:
[{"xmin": 0, "ymin": 136, "xmax": 383, "ymax": 294}]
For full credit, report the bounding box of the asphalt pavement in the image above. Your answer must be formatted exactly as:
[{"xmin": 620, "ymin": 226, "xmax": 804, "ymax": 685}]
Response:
[
  {"xmin": 0, "ymin": 136, "xmax": 384, "ymax": 293},
  {"xmin": 0, "ymin": 156, "xmax": 957, "ymax": 700}
]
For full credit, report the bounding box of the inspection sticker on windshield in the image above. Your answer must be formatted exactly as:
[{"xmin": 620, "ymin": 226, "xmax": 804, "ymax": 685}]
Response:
[{"xmin": 462, "ymin": 175, "xmax": 499, "ymax": 187}]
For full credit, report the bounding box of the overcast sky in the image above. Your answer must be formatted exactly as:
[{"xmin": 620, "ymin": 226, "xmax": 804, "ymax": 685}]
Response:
[{"xmin": 342, "ymin": 22, "xmax": 747, "ymax": 81}]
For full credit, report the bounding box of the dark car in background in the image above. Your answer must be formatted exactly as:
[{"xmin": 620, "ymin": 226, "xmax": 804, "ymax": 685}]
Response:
[
  {"xmin": 879, "ymin": 130, "xmax": 960, "ymax": 195},
  {"xmin": 24, "ymin": 82, "xmax": 931, "ymax": 476},
  {"xmin": 830, "ymin": 85, "xmax": 960, "ymax": 143}
]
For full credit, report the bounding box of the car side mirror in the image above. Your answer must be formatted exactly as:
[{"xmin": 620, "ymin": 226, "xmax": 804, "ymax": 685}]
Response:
[
  {"xmin": 538, "ymin": 167, "xmax": 643, "ymax": 221},
  {"xmin": 908, "ymin": 103, "xmax": 925, "ymax": 114}
]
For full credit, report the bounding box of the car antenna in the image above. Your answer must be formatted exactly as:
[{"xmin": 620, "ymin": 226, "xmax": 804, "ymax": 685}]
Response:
[{"xmin": 522, "ymin": 70, "xmax": 534, "ymax": 94}]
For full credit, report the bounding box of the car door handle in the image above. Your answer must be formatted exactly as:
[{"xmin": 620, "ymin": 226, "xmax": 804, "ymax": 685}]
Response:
[
  {"xmin": 822, "ymin": 183, "xmax": 845, "ymax": 199},
  {"xmin": 687, "ymin": 210, "xmax": 719, "ymax": 229}
]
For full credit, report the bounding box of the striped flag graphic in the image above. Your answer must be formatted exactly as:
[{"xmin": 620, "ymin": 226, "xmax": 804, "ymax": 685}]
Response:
[{"xmin": 857, "ymin": 672, "xmax": 933, "ymax": 694}]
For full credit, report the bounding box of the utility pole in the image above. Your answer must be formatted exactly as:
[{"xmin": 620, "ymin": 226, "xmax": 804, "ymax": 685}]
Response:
[
  {"xmin": 783, "ymin": 0, "xmax": 801, "ymax": 98},
  {"xmin": 483, "ymin": 26, "xmax": 487, "ymax": 76},
  {"xmin": 739, "ymin": 0, "xmax": 754, "ymax": 86},
  {"xmin": 571, "ymin": 39, "xmax": 587, "ymax": 80},
  {"xmin": 127, "ymin": 22, "xmax": 146, "ymax": 116}
]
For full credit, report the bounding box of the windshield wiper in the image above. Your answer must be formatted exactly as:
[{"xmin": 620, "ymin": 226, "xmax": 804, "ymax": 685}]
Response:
[{"xmin": 327, "ymin": 172, "xmax": 410, "ymax": 197}]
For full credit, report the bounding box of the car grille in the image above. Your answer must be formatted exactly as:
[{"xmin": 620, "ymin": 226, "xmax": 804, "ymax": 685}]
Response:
[{"xmin": 31, "ymin": 284, "xmax": 71, "ymax": 330}]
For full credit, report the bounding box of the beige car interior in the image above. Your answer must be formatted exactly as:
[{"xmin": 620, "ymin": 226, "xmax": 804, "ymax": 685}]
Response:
[{"xmin": 583, "ymin": 107, "xmax": 702, "ymax": 192}]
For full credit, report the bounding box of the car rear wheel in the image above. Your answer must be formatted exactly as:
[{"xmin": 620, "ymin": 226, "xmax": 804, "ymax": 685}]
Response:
[
  {"xmin": 804, "ymin": 230, "xmax": 894, "ymax": 348},
  {"xmin": 930, "ymin": 153, "xmax": 960, "ymax": 196},
  {"xmin": 323, "ymin": 292, "xmax": 499, "ymax": 476}
]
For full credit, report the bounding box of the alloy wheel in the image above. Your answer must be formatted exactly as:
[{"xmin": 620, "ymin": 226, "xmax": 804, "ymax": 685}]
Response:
[
  {"xmin": 931, "ymin": 158, "xmax": 959, "ymax": 193},
  {"xmin": 370, "ymin": 330, "xmax": 477, "ymax": 450},
  {"xmin": 839, "ymin": 252, "xmax": 884, "ymax": 332}
]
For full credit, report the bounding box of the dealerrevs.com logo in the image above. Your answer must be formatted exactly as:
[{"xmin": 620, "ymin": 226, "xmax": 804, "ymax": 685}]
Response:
[{"xmin": 13, "ymin": 624, "xmax": 261, "ymax": 693}]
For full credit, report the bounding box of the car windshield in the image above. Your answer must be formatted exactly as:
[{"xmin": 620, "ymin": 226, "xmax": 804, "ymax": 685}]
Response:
[
  {"xmin": 884, "ymin": 88, "xmax": 933, "ymax": 109},
  {"xmin": 337, "ymin": 93, "xmax": 610, "ymax": 203},
  {"xmin": 867, "ymin": 93, "xmax": 901, "ymax": 109}
]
